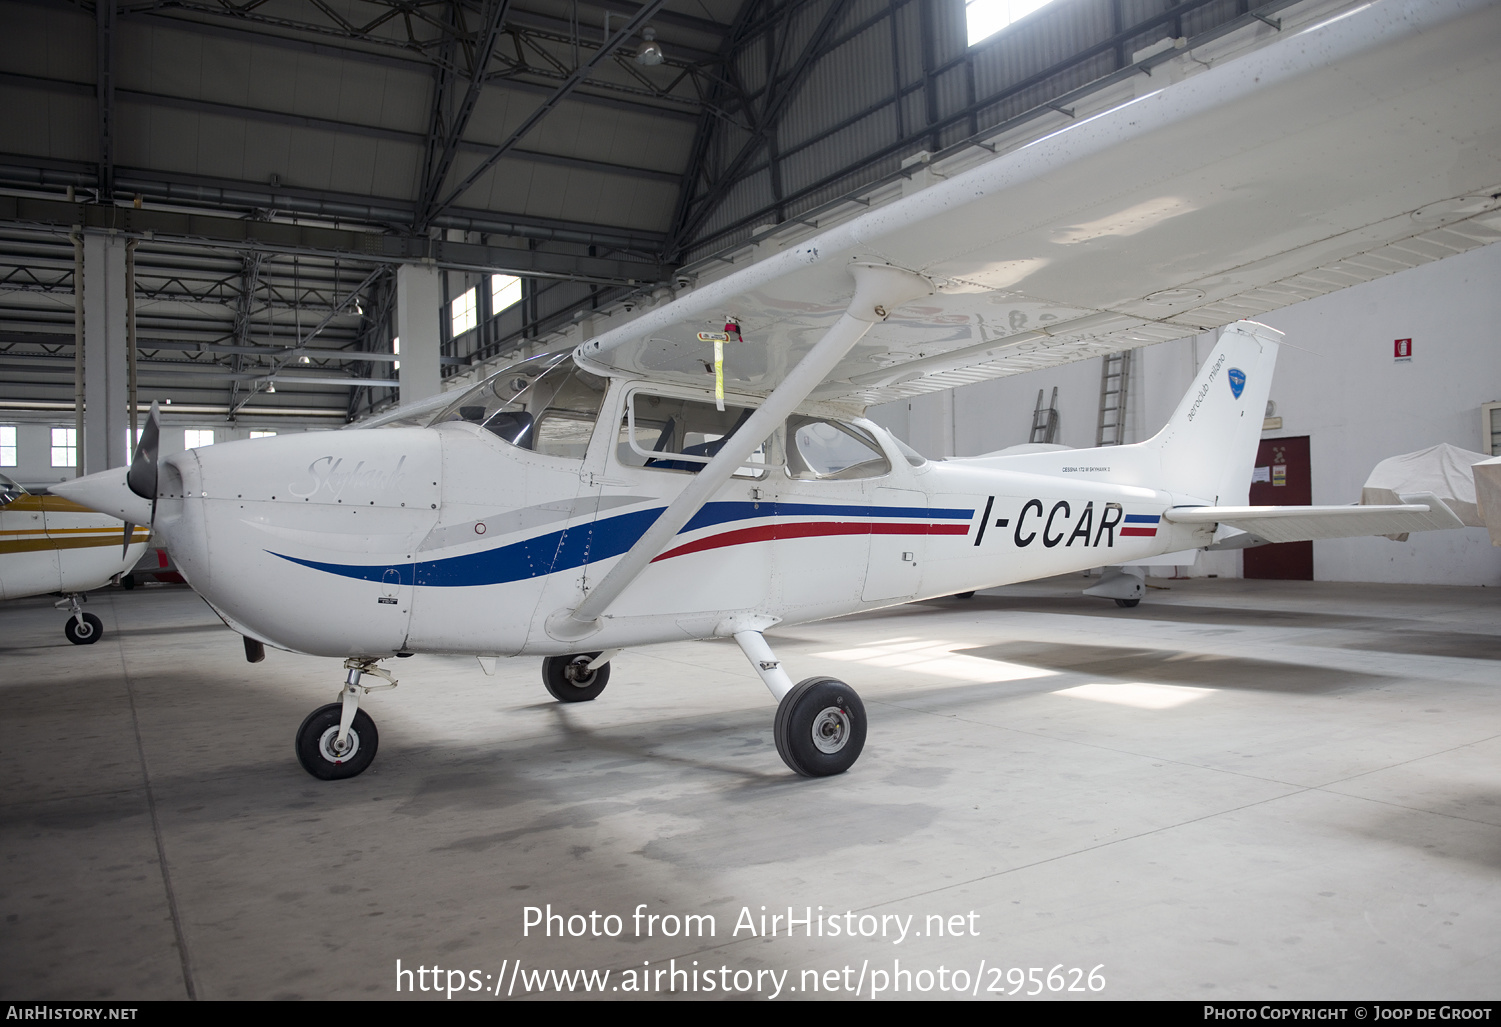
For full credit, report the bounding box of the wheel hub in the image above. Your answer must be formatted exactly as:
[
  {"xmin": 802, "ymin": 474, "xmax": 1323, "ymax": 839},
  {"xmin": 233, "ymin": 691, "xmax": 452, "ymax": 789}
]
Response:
[
  {"xmin": 317, "ymin": 725, "xmax": 360, "ymax": 764},
  {"xmin": 810, "ymin": 706, "xmax": 850, "ymax": 754}
]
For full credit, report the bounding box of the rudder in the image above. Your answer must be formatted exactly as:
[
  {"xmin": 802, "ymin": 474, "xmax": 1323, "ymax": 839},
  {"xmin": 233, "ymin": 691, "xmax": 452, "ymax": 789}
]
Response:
[{"xmin": 1147, "ymin": 320, "xmax": 1280, "ymax": 507}]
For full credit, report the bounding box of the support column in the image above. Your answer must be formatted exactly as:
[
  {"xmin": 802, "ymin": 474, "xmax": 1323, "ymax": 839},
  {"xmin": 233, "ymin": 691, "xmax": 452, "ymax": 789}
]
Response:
[
  {"xmin": 395, "ymin": 263, "xmax": 442, "ymax": 405},
  {"xmin": 81, "ymin": 231, "xmax": 129, "ymax": 473}
]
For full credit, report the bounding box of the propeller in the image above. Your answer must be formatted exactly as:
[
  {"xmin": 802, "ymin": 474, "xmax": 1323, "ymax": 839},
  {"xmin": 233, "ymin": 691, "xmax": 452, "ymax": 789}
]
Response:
[{"xmin": 121, "ymin": 403, "xmax": 161, "ymax": 557}]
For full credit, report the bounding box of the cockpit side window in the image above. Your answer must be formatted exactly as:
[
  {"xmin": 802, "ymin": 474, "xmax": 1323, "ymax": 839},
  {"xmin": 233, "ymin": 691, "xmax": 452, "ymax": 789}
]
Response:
[
  {"xmin": 617, "ymin": 392, "xmax": 768, "ymax": 479},
  {"xmin": 786, "ymin": 417, "xmax": 891, "ymax": 481},
  {"xmin": 432, "ymin": 354, "xmax": 606, "ymax": 461}
]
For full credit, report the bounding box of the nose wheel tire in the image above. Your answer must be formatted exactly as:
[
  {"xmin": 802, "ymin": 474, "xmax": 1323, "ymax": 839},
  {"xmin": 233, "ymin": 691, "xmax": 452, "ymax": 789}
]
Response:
[
  {"xmin": 1114, "ymin": 597, "xmax": 1140, "ymax": 608},
  {"xmin": 773, "ymin": 677, "xmax": 867, "ymax": 777},
  {"xmin": 543, "ymin": 653, "xmax": 611, "ymax": 702},
  {"xmin": 295, "ymin": 703, "xmax": 379, "ymax": 780},
  {"xmin": 64, "ymin": 612, "xmax": 104, "ymax": 645}
]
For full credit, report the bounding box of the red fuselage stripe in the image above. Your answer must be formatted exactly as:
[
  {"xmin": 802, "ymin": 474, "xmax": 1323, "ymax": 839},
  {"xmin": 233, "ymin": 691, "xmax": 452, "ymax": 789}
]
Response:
[
  {"xmin": 1119, "ymin": 527, "xmax": 1158, "ymax": 537},
  {"xmin": 653, "ymin": 521, "xmax": 971, "ymax": 563}
]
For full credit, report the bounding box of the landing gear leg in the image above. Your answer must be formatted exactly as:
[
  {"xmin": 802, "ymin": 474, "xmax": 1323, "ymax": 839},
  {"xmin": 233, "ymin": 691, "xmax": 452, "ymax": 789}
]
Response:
[
  {"xmin": 56, "ymin": 594, "xmax": 103, "ymax": 645},
  {"xmin": 733, "ymin": 629, "xmax": 866, "ymax": 777},
  {"xmin": 294, "ymin": 658, "xmax": 397, "ymax": 780}
]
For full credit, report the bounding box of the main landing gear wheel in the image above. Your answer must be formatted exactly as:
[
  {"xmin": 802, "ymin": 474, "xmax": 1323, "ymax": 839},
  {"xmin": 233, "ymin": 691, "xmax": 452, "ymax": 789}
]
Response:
[
  {"xmin": 295, "ymin": 703, "xmax": 379, "ymax": 780},
  {"xmin": 64, "ymin": 612, "xmax": 104, "ymax": 645},
  {"xmin": 1114, "ymin": 598, "xmax": 1141, "ymax": 608},
  {"xmin": 774, "ymin": 677, "xmax": 867, "ymax": 777},
  {"xmin": 543, "ymin": 653, "xmax": 610, "ymax": 702}
]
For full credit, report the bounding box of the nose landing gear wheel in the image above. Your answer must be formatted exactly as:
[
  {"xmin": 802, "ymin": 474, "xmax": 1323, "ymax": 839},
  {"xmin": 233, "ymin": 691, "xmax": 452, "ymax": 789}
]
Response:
[
  {"xmin": 295, "ymin": 703, "xmax": 379, "ymax": 780},
  {"xmin": 543, "ymin": 653, "xmax": 610, "ymax": 702},
  {"xmin": 64, "ymin": 612, "xmax": 104, "ymax": 645},
  {"xmin": 773, "ymin": 677, "xmax": 867, "ymax": 777},
  {"xmin": 1114, "ymin": 597, "xmax": 1140, "ymax": 608}
]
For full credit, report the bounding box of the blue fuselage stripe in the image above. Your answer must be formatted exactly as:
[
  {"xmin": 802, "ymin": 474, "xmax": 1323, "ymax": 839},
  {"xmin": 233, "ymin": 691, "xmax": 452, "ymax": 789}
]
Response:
[{"xmin": 270, "ymin": 500, "xmax": 977, "ymax": 588}]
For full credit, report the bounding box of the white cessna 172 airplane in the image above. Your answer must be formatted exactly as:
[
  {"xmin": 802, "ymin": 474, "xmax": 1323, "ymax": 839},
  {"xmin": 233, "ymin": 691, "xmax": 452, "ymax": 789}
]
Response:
[
  {"xmin": 0, "ymin": 472, "xmax": 149, "ymax": 643},
  {"xmin": 52, "ymin": 0, "xmax": 1498, "ymax": 780}
]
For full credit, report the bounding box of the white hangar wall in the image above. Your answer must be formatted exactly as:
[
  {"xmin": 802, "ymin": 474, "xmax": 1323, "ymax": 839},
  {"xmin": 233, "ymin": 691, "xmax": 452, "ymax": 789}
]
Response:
[{"xmin": 868, "ymin": 240, "xmax": 1501, "ymax": 586}]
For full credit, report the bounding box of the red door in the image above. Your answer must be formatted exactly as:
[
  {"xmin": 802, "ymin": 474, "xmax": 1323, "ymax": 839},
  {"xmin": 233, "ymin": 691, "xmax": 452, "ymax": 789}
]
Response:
[{"xmin": 1244, "ymin": 436, "xmax": 1313, "ymax": 580}]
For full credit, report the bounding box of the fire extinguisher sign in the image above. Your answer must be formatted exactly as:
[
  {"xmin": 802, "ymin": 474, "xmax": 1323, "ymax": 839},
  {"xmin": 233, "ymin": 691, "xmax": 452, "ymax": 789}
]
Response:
[{"xmin": 1394, "ymin": 338, "xmax": 1413, "ymax": 362}]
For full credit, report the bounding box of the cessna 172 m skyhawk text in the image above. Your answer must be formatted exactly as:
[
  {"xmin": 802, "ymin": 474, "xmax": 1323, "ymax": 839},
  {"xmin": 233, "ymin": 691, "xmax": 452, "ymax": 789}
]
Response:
[{"xmin": 52, "ymin": 0, "xmax": 1496, "ymax": 780}]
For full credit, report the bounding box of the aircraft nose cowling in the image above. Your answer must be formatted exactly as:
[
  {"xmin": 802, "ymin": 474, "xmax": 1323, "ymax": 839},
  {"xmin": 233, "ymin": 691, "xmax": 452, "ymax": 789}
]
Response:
[
  {"xmin": 167, "ymin": 428, "xmax": 443, "ymax": 657},
  {"xmin": 50, "ymin": 467, "xmax": 154, "ymax": 525}
]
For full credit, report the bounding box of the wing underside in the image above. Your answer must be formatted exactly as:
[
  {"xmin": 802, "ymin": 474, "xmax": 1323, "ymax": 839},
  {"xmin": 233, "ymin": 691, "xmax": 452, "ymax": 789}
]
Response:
[{"xmin": 577, "ymin": 0, "xmax": 1501, "ymax": 407}]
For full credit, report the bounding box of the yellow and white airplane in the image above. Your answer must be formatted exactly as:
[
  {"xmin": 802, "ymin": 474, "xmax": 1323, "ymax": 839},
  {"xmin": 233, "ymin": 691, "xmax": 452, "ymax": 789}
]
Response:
[{"xmin": 0, "ymin": 473, "xmax": 150, "ymax": 643}]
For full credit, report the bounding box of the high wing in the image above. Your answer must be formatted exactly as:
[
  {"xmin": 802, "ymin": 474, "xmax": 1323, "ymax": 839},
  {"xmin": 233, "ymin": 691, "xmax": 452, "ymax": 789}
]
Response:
[
  {"xmin": 1167, "ymin": 493, "xmax": 1467, "ymax": 547},
  {"xmin": 578, "ymin": 0, "xmax": 1501, "ymax": 406}
]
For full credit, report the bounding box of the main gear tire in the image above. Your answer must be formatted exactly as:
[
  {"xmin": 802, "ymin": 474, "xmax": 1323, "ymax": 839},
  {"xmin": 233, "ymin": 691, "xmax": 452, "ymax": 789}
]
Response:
[
  {"xmin": 543, "ymin": 653, "xmax": 610, "ymax": 702},
  {"xmin": 773, "ymin": 677, "xmax": 867, "ymax": 777}
]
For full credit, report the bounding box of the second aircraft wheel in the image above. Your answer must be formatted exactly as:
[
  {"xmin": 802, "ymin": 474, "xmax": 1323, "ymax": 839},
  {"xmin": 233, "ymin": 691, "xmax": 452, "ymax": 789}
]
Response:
[
  {"xmin": 1114, "ymin": 597, "xmax": 1141, "ymax": 608},
  {"xmin": 774, "ymin": 677, "xmax": 867, "ymax": 777},
  {"xmin": 543, "ymin": 653, "xmax": 610, "ymax": 702},
  {"xmin": 64, "ymin": 612, "xmax": 104, "ymax": 645},
  {"xmin": 295, "ymin": 703, "xmax": 379, "ymax": 780}
]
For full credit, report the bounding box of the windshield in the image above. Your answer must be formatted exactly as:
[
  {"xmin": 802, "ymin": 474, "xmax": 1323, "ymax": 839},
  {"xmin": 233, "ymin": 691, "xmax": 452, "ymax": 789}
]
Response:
[
  {"xmin": 430, "ymin": 353, "xmax": 608, "ymax": 460},
  {"xmin": 0, "ymin": 472, "xmax": 25, "ymax": 506}
]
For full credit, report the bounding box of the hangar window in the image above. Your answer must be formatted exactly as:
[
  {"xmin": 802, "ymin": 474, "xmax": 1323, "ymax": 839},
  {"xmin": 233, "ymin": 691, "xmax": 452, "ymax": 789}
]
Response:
[
  {"xmin": 786, "ymin": 417, "xmax": 890, "ymax": 481},
  {"xmin": 432, "ymin": 353, "xmax": 607, "ymax": 462},
  {"xmin": 491, "ymin": 274, "xmax": 522, "ymax": 313},
  {"xmin": 452, "ymin": 286, "xmax": 478, "ymax": 337},
  {"xmin": 619, "ymin": 392, "xmax": 767, "ymax": 479},
  {"xmin": 184, "ymin": 429, "xmax": 215, "ymax": 449},
  {"xmin": 0, "ymin": 426, "xmax": 14, "ymax": 467},
  {"xmin": 50, "ymin": 427, "xmax": 75, "ymax": 468},
  {"xmin": 967, "ymin": 0, "xmax": 1057, "ymax": 46}
]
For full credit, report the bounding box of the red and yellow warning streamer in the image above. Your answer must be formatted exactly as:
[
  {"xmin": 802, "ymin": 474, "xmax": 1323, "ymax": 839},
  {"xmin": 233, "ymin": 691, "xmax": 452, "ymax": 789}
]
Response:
[{"xmin": 698, "ymin": 320, "xmax": 742, "ymax": 411}]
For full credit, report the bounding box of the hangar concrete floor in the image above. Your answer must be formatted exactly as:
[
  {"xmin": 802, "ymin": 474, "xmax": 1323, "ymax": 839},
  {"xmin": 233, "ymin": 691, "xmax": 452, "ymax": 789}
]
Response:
[{"xmin": 2, "ymin": 576, "xmax": 1498, "ymax": 1002}]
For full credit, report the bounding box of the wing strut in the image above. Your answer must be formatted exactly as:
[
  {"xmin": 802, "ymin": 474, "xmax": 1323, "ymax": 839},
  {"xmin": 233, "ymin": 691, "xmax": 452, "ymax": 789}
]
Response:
[{"xmin": 547, "ymin": 261, "xmax": 932, "ymax": 640}]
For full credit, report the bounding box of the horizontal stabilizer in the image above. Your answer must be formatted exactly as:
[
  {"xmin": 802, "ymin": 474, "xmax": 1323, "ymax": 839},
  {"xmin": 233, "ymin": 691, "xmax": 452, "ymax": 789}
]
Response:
[{"xmin": 1165, "ymin": 493, "xmax": 1465, "ymax": 544}]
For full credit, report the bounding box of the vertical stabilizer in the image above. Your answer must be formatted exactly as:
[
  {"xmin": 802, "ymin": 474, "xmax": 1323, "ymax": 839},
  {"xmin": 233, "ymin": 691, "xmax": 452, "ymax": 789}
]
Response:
[{"xmin": 1148, "ymin": 321, "xmax": 1280, "ymax": 507}]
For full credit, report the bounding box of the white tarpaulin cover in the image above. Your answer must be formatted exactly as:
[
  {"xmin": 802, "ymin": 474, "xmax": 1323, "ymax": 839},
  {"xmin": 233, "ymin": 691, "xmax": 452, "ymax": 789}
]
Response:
[
  {"xmin": 1361, "ymin": 444, "xmax": 1488, "ymax": 528},
  {"xmin": 1471, "ymin": 457, "xmax": 1501, "ymax": 547}
]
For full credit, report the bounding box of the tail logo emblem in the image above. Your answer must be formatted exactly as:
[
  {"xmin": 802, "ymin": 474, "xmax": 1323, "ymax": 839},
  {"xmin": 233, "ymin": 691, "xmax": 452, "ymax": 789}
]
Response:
[{"xmin": 1227, "ymin": 368, "xmax": 1246, "ymax": 399}]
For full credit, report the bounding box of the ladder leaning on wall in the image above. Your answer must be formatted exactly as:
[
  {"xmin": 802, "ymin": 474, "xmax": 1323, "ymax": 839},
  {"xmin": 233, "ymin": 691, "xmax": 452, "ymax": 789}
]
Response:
[
  {"xmin": 1029, "ymin": 386, "xmax": 1059, "ymax": 444},
  {"xmin": 1095, "ymin": 349, "xmax": 1132, "ymax": 446}
]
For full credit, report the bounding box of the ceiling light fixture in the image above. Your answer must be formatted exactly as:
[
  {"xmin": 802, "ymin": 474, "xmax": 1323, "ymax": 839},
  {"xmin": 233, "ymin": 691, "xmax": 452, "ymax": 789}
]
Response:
[{"xmin": 636, "ymin": 27, "xmax": 664, "ymax": 66}]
